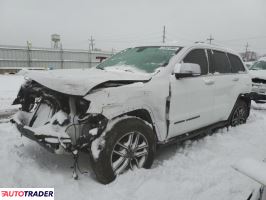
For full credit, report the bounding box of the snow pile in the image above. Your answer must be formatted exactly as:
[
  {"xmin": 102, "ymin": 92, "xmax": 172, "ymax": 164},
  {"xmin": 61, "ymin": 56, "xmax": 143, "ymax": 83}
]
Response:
[
  {"xmin": 27, "ymin": 123, "xmax": 70, "ymax": 139},
  {"xmin": 89, "ymin": 128, "xmax": 98, "ymax": 136},
  {"xmin": 13, "ymin": 108, "xmax": 70, "ymax": 139},
  {"xmin": 233, "ymin": 158, "xmax": 266, "ymax": 186},
  {"xmin": 50, "ymin": 110, "xmax": 69, "ymax": 126},
  {"xmin": 91, "ymin": 137, "xmax": 105, "ymax": 160},
  {"xmin": 0, "ymin": 75, "xmax": 24, "ymax": 111}
]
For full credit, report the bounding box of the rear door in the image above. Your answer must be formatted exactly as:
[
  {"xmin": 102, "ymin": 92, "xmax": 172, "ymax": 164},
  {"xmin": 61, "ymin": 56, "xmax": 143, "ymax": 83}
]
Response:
[
  {"xmin": 207, "ymin": 49, "xmax": 236, "ymax": 121},
  {"xmin": 227, "ymin": 53, "xmax": 250, "ymax": 111},
  {"xmin": 168, "ymin": 48, "xmax": 215, "ymax": 138}
]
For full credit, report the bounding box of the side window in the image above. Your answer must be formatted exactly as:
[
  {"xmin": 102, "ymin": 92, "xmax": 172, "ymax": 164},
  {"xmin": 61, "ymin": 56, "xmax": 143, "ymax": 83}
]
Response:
[
  {"xmin": 183, "ymin": 49, "xmax": 208, "ymax": 75},
  {"xmin": 212, "ymin": 50, "xmax": 231, "ymax": 73},
  {"xmin": 228, "ymin": 53, "xmax": 246, "ymax": 73}
]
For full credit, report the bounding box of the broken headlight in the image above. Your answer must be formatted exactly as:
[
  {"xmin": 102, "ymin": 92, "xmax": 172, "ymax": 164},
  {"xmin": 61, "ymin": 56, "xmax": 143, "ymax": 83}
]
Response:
[{"xmin": 76, "ymin": 98, "xmax": 90, "ymax": 118}]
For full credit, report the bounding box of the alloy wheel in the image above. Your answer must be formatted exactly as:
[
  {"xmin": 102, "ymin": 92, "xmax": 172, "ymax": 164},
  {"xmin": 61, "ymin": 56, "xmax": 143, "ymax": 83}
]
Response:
[
  {"xmin": 231, "ymin": 106, "xmax": 246, "ymax": 126},
  {"xmin": 111, "ymin": 131, "xmax": 149, "ymax": 175}
]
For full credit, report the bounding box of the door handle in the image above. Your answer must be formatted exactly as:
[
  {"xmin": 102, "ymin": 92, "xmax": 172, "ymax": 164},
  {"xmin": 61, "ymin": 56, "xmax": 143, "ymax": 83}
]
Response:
[
  {"xmin": 204, "ymin": 79, "xmax": 215, "ymax": 85},
  {"xmin": 232, "ymin": 77, "xmax": 239, "ymax": 81}
]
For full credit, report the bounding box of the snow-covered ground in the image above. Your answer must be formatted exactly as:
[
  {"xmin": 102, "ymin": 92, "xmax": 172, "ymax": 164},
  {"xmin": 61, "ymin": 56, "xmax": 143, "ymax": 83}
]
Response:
[
  {"xmin": 1, "ymin": 75, "xmax": 266, "ymax": 200},
  {"xmin": 0, "ymin": 75, "xmax": 24, "ymax": 110}
]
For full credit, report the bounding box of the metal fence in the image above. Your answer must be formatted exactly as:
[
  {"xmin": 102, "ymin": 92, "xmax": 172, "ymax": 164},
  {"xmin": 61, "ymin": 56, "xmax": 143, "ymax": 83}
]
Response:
[{"xmin": 0, "ymin": 44, "xmax": 114, "ymax": 71}]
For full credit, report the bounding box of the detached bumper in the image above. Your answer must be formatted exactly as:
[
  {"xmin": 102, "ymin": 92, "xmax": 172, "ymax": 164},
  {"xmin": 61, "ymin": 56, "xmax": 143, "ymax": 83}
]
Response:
[
  {"xmin": 250, "ymin": 92, "xmax": 266, "ymax": 102},
  {"xmin": 14, "ymin": 122, "xmax": 64, "ymax": 153},
  {"xmin": 11, "ymin": 111, "xmax": 72, "ymax": 154},
  {"xmin": 251, "ymin": 83, "xmax": 266, "ymax": 102}
]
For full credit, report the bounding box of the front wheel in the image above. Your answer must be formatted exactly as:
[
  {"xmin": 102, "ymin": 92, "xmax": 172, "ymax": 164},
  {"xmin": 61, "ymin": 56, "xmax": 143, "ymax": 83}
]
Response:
[
  {"xmin": 90, "ymin": 117, "xmax": 156, "ymax": 184},
  {"xmin": 229, "ymin": 99, "xmax": 249, "ymax": 126}
]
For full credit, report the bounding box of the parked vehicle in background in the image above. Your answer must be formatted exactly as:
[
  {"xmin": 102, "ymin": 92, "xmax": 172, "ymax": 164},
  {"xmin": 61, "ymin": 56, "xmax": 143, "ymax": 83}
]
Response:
[
  {"xmin": 245, "ymin": 61, "xmax": 255, "ymax": 69},
  {"xmin": 12, "ymin": 43, "xmax": 252, "ymax": 184},
  {"xmin": 249, "ymin": 58, "xmax": 266, "ymax": 103},
  {"xmin": 233, "ymin": 158, "xmax": 266, "ymax": 200}
]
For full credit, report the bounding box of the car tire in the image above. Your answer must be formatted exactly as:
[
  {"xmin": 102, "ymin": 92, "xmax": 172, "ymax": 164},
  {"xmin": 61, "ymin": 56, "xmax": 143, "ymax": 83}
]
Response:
[
  {"xmin": 229, "ymin": 99, "xmax": 249, "ymax": 126},
  {"xmin": 90, "ymin": 117, "xmax": 156, "ymax": 184}
]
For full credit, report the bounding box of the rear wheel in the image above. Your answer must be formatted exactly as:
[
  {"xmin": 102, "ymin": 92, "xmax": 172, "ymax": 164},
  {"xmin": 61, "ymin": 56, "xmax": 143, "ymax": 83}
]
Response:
[
  {"xmin": 230, "ymin": 99, "xmax": 249, "ymax": 126},
  {"xmin": 90, "ymin": 117, "xmax": 156, "ymax": 184}
]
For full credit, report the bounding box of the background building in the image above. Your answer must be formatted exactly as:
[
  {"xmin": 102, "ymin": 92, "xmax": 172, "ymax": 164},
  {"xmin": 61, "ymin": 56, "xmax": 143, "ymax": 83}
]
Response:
[{"xmin": 0, "ymin": 44, "xmax": 114, "ymax": 74}]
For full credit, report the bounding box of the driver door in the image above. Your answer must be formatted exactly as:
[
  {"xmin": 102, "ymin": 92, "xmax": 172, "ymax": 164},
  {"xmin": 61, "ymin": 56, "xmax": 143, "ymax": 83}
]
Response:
[{"xmin": 168, "ymin": 48, "xmax": 215, "ymax": 138}]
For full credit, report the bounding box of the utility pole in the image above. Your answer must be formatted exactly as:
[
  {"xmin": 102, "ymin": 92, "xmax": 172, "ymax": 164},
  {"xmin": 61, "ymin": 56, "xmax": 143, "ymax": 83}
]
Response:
[
  {"xmin": 89, "ymin": 36, "xmax": 95, "ymax": 51},
  {"xmin": 207, "ymin": 34, "xmax": 214, "ymax": 44},
  {"xmin": 26, "ymin": 41, "xmax": 32, "ymax": 68},
  {"xmin": 245, "ymin": 43, "xmax": 249, "ymax": 61},
  {"xmin": 88, "ymin": 36, "xmax": 95, "ymax": 68},
  {"xmin": 162, "ymin": 26, "xmax": 166, "ymax": 43},
  {"xmin": 60, "ymin": 43, "xmax": 63, "ymax": 69}
]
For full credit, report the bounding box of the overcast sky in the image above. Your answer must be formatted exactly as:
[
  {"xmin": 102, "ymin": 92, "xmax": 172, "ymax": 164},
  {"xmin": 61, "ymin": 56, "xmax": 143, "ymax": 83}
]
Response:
[{"xmin": 1, "ymin": 0, "xmax": 266, "ymax": 54}]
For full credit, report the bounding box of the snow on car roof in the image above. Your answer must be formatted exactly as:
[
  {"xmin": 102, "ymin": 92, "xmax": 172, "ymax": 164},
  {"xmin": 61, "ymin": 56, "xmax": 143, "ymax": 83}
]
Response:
[{"xmin": 129, "ymin": 42, "xmax": 239, "ymax": 56}]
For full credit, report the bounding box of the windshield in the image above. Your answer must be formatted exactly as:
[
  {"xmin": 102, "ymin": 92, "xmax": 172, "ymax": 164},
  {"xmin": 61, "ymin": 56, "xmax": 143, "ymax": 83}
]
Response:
[
  {"xmin": 96, "ymin": 46, "xmax": 181, "ymax": 73},
  {"xmin": 250, "ymin": 61, "xmax": 266, "ymax": 70}
]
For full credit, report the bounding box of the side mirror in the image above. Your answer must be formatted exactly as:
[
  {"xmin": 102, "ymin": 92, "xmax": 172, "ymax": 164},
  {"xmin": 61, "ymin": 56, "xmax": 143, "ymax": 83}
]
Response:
[{"xmin": 174, "ymin": 63, "xmax": 201, "ymax": 78}]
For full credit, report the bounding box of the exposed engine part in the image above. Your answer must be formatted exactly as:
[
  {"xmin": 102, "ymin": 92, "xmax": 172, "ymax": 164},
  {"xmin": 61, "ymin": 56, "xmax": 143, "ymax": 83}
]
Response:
[
  {"xmin": 12, "ymin": 79, "xmax": 110, "ymax": 179},
  {"xmin": 12, "ymin": 79, "xmax": 106, "ymax": 150},
  {"xmin": 13, "ymin": 80, "xmax": 70, "ymax": 114},
  {"xmin": 78, "ymin": 114, "xmax": 108, "ymax": 147}
]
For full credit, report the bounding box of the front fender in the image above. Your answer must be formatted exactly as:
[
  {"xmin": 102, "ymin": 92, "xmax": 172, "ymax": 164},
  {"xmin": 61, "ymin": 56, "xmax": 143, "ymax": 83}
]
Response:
[
  {"xmin": 83, "ymin": 83, "xmax": 168, "ymax": 141},
  {"xmin": 84, "ymin": 87, "xmax": 156, "ymax": 120}
]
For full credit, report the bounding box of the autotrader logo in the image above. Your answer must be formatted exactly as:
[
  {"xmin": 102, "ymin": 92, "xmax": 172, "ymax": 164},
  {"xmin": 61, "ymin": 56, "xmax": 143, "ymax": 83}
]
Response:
[{"xmin": 0, "ymin": 188, "xmax": 54, "ymax": 200}]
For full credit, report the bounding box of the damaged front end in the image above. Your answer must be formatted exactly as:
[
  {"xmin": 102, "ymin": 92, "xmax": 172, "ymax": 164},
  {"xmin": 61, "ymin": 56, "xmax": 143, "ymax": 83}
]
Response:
[{"xmin": 11, "ymin": 79, "xmax": 108, "ymax": 154}]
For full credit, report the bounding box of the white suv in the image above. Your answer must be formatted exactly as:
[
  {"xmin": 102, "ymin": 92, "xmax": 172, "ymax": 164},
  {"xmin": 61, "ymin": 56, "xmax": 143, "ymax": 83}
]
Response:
[{"xmin": 12, "ymin": 43, "xmax": 252, "ymax": 184}]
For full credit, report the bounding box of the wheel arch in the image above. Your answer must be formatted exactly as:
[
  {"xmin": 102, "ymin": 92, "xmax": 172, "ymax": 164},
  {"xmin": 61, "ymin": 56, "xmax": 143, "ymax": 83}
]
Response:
[{"xmin": 109, "ymin": 109, "xmax": 159, "ymax": 143}]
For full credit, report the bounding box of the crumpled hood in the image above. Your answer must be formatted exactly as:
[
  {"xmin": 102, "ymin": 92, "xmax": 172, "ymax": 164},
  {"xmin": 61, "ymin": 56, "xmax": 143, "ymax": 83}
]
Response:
[
  {"xmin": 24, "ymin": 68, "xmax": 152, "ymax": 96},
  {"xmin": 249, "ymin": 70, "xmax": 266, "ymax": 80}
]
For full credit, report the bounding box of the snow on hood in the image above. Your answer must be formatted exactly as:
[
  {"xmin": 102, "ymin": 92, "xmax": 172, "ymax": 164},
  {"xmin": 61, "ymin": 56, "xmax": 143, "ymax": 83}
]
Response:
[
  {"xmin": 24, "ymin": 68, "xmax": 152, "ymax": 96},
  {"xmin": 249, "ymin": 69, "xmax": 266, "ymax": 80}
]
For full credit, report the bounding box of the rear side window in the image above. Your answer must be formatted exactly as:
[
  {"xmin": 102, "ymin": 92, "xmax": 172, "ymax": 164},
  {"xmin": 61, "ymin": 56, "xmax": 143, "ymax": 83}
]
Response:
[
  {"xmin": 212, "ymin": 50, "xmax": 231, "ymax": 73},
  {"xmin": 183, "ymin": 49, "xmax": 208, "ymax": 75},
  {"xmin": 228, "ymin": 53, "xmax": 245, "ymax": 73}
]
